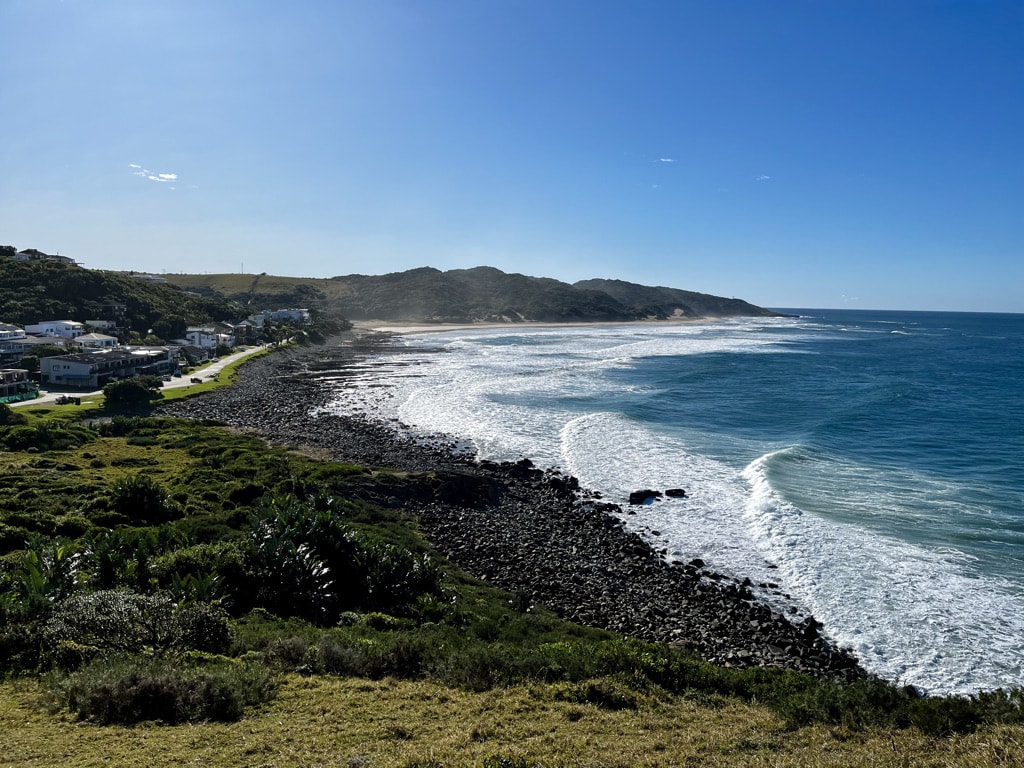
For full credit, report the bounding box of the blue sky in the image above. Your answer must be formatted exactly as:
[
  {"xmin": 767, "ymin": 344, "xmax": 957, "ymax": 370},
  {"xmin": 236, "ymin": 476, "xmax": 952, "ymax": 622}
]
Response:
[{"xmin": 2, "ymin": 0, "xmax": 1021, "ymax": 312}]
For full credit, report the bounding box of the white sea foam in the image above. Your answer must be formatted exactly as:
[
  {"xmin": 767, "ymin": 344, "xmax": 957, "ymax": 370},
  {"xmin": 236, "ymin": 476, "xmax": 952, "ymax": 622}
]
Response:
[
  {"xmin": 559, "ymin": 413, "xmax": 788, "ymax": 591},
  {"xmin": 743, "ymin": 450, "xmax": 1024, "ymax": 695}
]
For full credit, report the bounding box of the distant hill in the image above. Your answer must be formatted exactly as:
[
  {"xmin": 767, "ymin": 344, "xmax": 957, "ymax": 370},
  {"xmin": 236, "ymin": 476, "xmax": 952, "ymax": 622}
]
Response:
[
  {"xmin": 332, "ymin": 267, "xmax": 783, "ymax": 322},
  {"xmin": 573, "ymin": 278, "xmax": 778, "ymax": 319},
  {"xmin": 167, "ymin": 266, "xmax": 780, "ymax": 323},
  {"xmin": 0, "ymin": 258, "xmax": 244, "ymax": 337}
]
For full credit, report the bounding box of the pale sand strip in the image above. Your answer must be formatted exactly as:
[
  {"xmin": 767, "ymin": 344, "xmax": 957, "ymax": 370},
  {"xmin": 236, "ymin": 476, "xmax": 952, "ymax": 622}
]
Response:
[{"xmin": 352, "ymin": 317, "xmax": 714, "ymax": 335}]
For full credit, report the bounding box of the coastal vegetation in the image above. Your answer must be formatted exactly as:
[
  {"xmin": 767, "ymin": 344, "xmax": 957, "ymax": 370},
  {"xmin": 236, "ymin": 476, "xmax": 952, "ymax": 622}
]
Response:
[{"xmin": 2, "ymin": 392, "xmax": 1024, "ymax": 765}]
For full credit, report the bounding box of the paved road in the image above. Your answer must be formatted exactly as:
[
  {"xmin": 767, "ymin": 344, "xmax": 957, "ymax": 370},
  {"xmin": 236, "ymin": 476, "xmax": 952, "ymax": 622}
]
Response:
[{"xmin": 10, "ymin": 344, "xmax": 269, "ymax": 408}]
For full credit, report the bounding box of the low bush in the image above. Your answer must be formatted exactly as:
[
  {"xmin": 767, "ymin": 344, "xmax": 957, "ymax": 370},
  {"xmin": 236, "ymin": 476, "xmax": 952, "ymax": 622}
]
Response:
[
  {"xmin": 45, "ymin": 590, "xmax": 232, "ymax": 658},
  {"xmin": 108, "ymin": 474, "xmax": 179, "ymax": 525},
  {"xmin": 550, "ymin": 676, "xmax": 641, "ymax": 710},
  {"xmin": 0, "ymin": 403, "xmax": 28, "ymax": 426},
  {"xmin": 48, "ymin": 654, "xmax": 278, "ymax": 723},
  {"xmin": 0, "ymin": 422, "xmax": 96, "ymax": 451}
]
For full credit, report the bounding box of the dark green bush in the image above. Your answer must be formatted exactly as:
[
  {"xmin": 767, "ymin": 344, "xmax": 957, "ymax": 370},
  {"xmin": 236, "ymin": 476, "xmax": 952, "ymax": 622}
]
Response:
[
  {"xmin": 48, "ymin": 654, "xmax": 278, "ymax": 723},
  {"xmin": 94, "ymin": 415, "xmax": 147, "ymax": 437},
  {"xmin": 45, "ymin": 590, "xmax": 232, "ymax": 657},
  {"xmin": 242, "ymin": 494, "xmax": 442, "ymax": 623},
  {"xmin": 0, "ymin": 422, "xmax": 96, "ymax": 451},
  {"xmin": 109, "ymin": 474, "xmax": 178, "ymax": 524},
  {"xmin": 0, "ymin": 403, "xmax": 28, "ymax": 426},
  {"xmin": 103, "ymin": 378, "xmax": 163, "ymax": 409},
  {"xmin": 150, "ymin": 541, "xmax": 246, "ymax": 605}
]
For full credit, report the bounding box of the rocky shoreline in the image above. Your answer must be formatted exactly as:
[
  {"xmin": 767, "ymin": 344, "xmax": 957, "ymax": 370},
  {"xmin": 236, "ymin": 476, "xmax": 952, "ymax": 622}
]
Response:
[{"xmin": 158, "ymin": 333, "xmax": 866, "ymax": 681}]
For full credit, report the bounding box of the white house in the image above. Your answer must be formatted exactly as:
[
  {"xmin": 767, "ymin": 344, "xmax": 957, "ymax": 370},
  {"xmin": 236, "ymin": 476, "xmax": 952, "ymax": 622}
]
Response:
[
  {"xmin": 40, "ymin": 347, "xmax": 176, "ymax": 389},
  {"xmin": 76, "ymin": 333, "xmax": 119, "ymax": 349},
  {"xmin": 14, "ymin": 249, "xmax": 76, "ymax": 265},
  {"xmin": 0, "ymin": 324, "xmax": 27, "ymax": 364},
  {"xmin": 0, "ymin": 323, "xmax": 25, "ymax": 341},
  {"xmin": 25, "ymin": 320, "xmax": 85, "ymax": 339},
  {"xmin": 259, "ymin": 308, "xmax": 311, "ymax": 324},
  {"xmin": 185, "ymin": 322, "xmax": 235, "ymax": 350}
]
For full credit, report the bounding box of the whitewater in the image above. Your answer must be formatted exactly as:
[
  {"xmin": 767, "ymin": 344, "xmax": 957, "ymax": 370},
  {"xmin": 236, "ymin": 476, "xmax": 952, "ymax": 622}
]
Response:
[{"xmin": 324, "ymin": 310, "xmax": 1024, "ymax": 695}]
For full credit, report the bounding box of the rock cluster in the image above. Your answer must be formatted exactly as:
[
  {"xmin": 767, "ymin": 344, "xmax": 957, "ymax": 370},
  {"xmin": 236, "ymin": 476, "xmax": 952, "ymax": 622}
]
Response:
[{"xmin": 158, "ymin": 334, "xmax": 865, "ymax": 681}]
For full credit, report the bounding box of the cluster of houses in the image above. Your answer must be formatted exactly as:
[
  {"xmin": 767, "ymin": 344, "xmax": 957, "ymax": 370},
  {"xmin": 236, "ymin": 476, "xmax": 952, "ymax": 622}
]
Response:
[
  {"xmin": 2, "ymin": 247, "xmax": 77, "ymax": 266},
  {"xmin": 0, "ymin": 308, "xmax": 311, "ymax": 400}
]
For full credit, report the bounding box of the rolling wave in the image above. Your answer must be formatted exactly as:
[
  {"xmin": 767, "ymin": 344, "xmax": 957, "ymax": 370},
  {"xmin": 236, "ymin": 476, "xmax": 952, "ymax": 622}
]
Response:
[{"xmin": 743, "ymin": 450, "xmax": 1024, "ymax": 694}]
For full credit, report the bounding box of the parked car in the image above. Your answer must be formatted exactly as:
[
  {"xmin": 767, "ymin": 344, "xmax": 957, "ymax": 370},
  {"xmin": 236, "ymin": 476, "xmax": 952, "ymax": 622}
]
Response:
[{"xmin": 190, "ymin": 377, "xmax": 203, "ymax": 384}]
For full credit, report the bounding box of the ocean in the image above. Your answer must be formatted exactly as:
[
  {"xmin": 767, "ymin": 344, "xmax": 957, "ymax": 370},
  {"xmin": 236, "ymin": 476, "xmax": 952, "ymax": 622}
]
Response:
[{"xmin": 324, "ymin": 310, "xmax": 1024, "ymax": 695}]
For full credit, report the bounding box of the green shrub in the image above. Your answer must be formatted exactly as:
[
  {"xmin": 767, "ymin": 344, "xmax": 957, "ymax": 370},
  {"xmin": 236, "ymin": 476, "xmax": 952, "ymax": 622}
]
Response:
[
  {"xmin": 0, "ymin": 403, "xmax": 28, "ymax": 426},
  {"xmin": 240, "ymin": 494, "xmax": 445, "ymax": 624},
  {"xmin": 95, "ymin": 415, "xmax": 147, "ymax": 437},
  {"xmin": 0, "ymin": 422, "xmax": 96, "ymax": 451},
  {"xmin": 45, "ymin": 590, "xmax": 232, "ymax": 658},
  {"xmin": 3, "ymin": 537, "xmax": 86, "ymax": 616},
  {"xmin": 0, "ymin": 618, "xmax": 46, "ymax": 674},
  {"xmin": 103, "ymin": 378, "xmax": 163, "ymax": 409},
  {"xmin": 150, "ymin": 541, "xmax": 246, "ymax": 606},
  {"xmin": 48, "ymin": 654, "xmax": 278, "ymax": 723},
  {"xmin": 109, "ymin": 474, "xmax": 178, "ymax": 524}
]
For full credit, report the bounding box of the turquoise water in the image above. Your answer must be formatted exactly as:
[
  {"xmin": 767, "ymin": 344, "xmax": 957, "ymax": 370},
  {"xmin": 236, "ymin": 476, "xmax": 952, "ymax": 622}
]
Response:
[{"xmin": 326, "ymin": 310, "xmax": 1024, "ymax": 694}]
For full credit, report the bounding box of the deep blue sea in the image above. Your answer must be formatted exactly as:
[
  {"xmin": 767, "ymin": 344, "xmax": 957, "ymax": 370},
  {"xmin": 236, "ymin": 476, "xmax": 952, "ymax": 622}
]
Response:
[{"xmin": 325, "ymin": 310, "xmax": 1024, "ymax": 695}]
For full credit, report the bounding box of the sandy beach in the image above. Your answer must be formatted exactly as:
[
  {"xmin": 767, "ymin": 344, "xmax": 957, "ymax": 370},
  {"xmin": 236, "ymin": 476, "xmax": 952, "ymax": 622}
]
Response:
[{"xmin": 351, "ymin": 316, "xmax": 716, "ymax": 335}]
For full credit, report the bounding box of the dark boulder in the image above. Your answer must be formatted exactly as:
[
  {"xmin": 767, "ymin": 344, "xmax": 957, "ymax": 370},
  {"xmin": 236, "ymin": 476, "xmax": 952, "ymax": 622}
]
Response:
[{"xmin": 629, "ymin": 489, "xmax": 662, "ymax": 505}]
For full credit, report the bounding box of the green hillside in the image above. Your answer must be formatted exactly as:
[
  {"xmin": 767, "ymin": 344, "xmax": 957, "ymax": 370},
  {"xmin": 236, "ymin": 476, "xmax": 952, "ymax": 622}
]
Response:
[
  {"xmin": 0, "ymin": 258, "xmax": 244, "ymax": 337},
  {"xmin": 574, "ymin": 277, "xmax": 782, "ymax": 319}
]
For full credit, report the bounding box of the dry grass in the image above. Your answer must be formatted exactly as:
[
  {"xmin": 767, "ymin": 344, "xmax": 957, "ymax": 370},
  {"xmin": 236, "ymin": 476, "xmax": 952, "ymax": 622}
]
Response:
[
  {"xmin": 3, "ymin": 676, "xmax": 1023, "ymax": 768},
  {"xmin": 165, "ymin": 273, "xmax": 354, "ymax": 302}
]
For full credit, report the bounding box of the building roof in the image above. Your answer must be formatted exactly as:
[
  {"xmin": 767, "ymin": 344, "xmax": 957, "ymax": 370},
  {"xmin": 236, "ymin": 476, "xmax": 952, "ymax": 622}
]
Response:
[{"xmin": 77, "ymin": 333, "xmax": 118, "ymax": 341}]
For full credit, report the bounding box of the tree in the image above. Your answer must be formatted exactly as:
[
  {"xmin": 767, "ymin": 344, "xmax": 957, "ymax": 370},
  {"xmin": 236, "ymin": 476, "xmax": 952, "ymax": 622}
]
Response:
[
  {"xmin": 103, "ymin": 377, "xmax": 162, "ymax": 409},
  {"xmin": 0, "ymin": 403, "xmax": 28, "ymax": 426}
]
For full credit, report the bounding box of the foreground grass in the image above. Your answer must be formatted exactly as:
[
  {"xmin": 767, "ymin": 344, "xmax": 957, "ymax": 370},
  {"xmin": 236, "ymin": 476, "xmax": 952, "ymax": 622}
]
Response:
[{"xmin": 3, "ymin": 676, "xmax": 1022, "ymax": 768}]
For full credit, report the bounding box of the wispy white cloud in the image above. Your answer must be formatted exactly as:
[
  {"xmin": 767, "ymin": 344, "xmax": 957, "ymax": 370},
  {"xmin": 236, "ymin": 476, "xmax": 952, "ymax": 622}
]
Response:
[
  {"xmin": 756, "ymin": 174, "xmax": 771, "ymax": 181},
  {"xmin": 658, "ymin": 158, "xmax": 675, "ymax": 163},
  {"xmin": 130, "ymin": 163, "xmax": 179, "ymax": 184}
]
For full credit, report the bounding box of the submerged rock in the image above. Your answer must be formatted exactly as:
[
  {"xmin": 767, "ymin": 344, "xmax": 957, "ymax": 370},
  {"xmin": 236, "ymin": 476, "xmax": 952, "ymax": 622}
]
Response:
[{"xmin": 628, "ymin": 489, "xmax": 663, "ymax": 505}]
